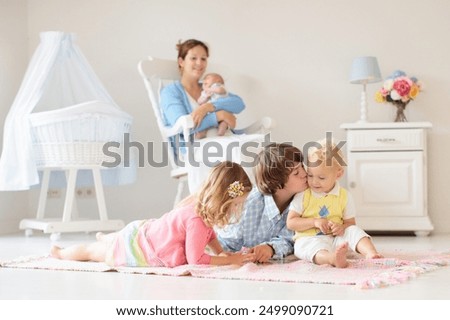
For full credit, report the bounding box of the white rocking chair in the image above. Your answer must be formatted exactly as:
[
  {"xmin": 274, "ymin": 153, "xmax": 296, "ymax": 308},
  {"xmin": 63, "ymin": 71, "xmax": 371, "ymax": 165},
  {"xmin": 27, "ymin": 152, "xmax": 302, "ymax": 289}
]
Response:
[{"xmin": 137, "ymin": 57, "xmax": 274, "ymax": 206}]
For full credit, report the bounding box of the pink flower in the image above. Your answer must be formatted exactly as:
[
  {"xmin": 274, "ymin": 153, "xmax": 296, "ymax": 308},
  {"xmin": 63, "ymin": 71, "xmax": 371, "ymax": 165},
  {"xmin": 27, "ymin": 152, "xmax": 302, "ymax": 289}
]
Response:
[
  {"xmin": 393, "ymin": 79, "xmax": 411, "ymax": 97},
  {"xmin": 396, "ymin": 76, "xmax": 413, "ymax": 86}
]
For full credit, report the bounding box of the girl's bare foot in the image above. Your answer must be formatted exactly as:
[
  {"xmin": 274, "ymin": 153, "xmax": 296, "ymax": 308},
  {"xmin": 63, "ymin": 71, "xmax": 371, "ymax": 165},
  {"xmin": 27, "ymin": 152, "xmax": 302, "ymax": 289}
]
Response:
[
  {"xmin": 50, "ymin": 245, "xmax": 62, "ymax": 259},
  {"xmin": 332, "ymin": 243, "xmax": 349, "ymax": 268},
  {"xmin": 96, "ymin": 232, "xmax": 104, "ymax": 241}
]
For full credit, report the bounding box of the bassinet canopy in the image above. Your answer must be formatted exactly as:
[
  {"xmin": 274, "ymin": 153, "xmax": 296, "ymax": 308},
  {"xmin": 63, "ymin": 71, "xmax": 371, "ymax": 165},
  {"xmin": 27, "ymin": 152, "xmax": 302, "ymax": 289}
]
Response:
[{"xmin": 0, "ymin": 31, "xmax": 135, "ymax": 191}]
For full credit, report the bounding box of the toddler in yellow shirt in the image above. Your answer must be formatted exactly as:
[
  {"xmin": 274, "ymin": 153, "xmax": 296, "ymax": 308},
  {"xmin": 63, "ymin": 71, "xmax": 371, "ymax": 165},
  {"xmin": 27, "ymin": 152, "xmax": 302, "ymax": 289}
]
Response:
[{"xmin": 287, "ymin": 139, "xmax": 382, "ymax": 268}]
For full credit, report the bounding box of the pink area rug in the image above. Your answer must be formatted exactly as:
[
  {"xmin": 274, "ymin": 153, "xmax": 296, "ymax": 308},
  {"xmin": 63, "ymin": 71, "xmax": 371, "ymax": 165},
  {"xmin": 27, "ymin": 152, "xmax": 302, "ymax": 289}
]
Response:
[{"xmin": 1, "ymin": 251, "xmax": 449, "ymax": 289}]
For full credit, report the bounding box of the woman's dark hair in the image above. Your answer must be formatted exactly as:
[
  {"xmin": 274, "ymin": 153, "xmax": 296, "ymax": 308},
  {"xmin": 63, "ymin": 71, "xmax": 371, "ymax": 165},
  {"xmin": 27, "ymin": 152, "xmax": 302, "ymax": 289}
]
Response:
[{"xmin": 176, "ymin": 39, "xmax": 209, "ymax": 70}]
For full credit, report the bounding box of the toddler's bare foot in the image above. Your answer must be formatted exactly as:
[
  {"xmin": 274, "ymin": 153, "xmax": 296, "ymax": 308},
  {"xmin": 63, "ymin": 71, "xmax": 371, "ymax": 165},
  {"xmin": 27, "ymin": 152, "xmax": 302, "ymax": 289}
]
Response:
[
  {"xmin": 366, "ymin": 252, "xmax": 383, "ymax": 259},
  {"xmin": 50, "ymin": 245, "xmax": 62, "ymax": 259},
  {"xmin": 332, "ymin": 243, "xmax": 349, "ymax": 268},
  {"xmin": 96, "ymin": 232, "xmax": 104, "ymax": 241},
  {"xmin": 217, "ymin": 121, "xmax": 228, "ymax": 136}
]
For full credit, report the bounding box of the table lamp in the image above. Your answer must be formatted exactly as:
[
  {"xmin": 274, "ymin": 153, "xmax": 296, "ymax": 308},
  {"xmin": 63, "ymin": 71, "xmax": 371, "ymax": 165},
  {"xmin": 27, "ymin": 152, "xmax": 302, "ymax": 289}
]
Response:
[{"xmin": 350, "ymin": 56, "xmax": 382, "ymax": 122}]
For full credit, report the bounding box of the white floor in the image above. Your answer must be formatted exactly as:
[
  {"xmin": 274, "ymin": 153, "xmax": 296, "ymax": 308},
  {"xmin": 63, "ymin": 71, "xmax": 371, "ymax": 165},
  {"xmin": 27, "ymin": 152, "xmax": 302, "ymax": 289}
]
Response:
[{"xmin": 0, "ymin": 232, "xmax": 449, "ymax": 300}]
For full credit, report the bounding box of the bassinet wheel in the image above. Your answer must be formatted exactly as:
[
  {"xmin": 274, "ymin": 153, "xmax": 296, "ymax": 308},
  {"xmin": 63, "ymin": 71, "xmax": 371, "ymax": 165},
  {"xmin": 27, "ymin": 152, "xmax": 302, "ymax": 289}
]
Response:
[
  {"xmin": 24, "ymin": 229, "xmax": 33, "ymax": 237},
  {"xmin": 50, "ymin": 233, "xmax": 61, "ymax": 241}
]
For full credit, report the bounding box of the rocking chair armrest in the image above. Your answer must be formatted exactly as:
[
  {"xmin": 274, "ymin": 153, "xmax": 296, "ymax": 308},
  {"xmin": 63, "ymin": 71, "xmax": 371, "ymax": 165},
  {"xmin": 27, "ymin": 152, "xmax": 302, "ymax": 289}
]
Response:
[
  {"xmin": 162, "ymin": 115, "xmax": 195, "ymax": 140},
  {"xmin": 235, "ymin": 116, "xmax": 276, "ymax": 135}
]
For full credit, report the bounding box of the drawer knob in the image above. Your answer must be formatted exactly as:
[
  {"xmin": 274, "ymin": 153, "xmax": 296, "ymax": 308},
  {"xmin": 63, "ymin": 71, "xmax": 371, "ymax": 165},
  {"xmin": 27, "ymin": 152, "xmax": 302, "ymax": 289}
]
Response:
[{"xmin": 349, "ymin": 182, "xmax": 356, "ymax": 188}]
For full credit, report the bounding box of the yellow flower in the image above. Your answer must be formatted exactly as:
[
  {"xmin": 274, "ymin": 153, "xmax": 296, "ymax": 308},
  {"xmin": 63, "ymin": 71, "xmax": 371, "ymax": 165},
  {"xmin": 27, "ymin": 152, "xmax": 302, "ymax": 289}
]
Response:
[
  {"xmin": 409, "ymin": 84, "xmax": 420, "ymax": 99},
  {"xmin": 374, "ymin": 91, "xmax": 386, "ymax": 103}
]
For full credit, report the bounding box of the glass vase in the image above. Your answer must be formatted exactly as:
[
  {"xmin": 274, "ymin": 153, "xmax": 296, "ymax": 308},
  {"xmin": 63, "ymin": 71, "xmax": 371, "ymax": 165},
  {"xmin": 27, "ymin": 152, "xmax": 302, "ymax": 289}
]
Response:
[{"xmin": 393, "ymin": 102, "xmax": 408, "ymax": 122}]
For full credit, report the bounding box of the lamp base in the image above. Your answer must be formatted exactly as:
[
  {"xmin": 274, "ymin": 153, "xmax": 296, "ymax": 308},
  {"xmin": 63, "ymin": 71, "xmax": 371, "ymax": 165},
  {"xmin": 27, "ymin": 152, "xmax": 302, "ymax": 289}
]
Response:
[{"xmin": 358, "ymin": 87, "xmax": 368, "ymax": 123}]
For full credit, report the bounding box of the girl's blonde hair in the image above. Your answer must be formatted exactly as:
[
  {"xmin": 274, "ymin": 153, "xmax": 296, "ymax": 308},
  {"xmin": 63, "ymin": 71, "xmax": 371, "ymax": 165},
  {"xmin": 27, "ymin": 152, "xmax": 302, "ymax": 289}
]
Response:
[{"xmin": 195, "ymin": 161, "xmax": 252, "ymax": 228}]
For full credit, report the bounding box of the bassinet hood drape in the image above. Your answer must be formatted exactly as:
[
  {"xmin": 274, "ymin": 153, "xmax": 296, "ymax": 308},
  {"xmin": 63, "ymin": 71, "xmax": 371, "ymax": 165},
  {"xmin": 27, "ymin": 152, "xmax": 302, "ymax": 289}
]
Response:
[{"xmin": 0, "ymin": 31, "xmax": 135, "ymax": 190}]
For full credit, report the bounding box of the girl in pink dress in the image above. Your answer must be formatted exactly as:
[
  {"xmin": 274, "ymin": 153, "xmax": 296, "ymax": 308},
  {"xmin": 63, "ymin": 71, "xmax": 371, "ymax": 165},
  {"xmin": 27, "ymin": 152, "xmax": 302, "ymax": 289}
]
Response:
[{"xmin": 51, "ymin": 161, "xmax": 255, "ymax": 267}]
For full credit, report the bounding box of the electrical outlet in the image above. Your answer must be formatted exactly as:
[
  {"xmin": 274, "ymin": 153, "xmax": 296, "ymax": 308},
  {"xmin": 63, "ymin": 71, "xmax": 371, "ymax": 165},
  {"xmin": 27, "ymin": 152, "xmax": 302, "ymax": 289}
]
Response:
[
  {"xmin": 75, "ymin": 187, "xmax": 96, "ymax": 198},
  {"xmin": 85, "ymin": 187, "xmax": 95, "ymax": 198},
  {"xmin": 47, "ymin": 189, "xmax": 62, "ymax": 198}
]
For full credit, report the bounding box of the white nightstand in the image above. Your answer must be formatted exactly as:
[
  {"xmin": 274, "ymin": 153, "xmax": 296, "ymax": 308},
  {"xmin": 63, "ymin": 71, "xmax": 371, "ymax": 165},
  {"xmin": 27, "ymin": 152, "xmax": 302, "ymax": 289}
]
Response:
[{"xmin": 340, "ymin": 122, "xmax": 433, "ymax": 236}]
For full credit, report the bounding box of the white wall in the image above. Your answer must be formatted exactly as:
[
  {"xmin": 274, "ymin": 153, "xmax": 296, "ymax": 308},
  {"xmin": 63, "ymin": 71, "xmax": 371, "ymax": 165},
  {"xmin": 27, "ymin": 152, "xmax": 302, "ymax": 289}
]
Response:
[
  {"xmin": 1, "ymin": 0, "xmax": 449, "ymax": 233},
  {"xmin": 0, "ymin": 0, "xmax": 30, "ymax": 234}
]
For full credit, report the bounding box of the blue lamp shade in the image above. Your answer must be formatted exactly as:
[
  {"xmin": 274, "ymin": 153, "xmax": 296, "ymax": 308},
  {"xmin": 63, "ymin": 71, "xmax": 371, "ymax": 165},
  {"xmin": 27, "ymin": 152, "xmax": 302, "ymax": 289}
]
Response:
[{"xmin": 349, "ymin": 56, "xmax": 382, "ymax": 84}]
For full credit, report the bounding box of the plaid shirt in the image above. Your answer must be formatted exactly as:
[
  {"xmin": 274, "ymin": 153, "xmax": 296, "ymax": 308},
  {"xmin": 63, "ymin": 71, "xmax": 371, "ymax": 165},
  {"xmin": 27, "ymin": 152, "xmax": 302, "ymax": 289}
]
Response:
[{"xmin": 216, "ymin": 187, "xmax": 294, "ymax": 259}]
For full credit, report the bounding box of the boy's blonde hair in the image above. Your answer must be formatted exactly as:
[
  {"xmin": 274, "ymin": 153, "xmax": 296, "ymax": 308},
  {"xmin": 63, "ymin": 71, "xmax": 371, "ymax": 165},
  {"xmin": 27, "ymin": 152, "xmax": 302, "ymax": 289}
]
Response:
[
  {"xmin": 307, "ymin": 139, "xmax": 346, "ymax": 170},
  {"xmin": 196, "ymin": 161, "xmax": 252, "ymax": 228}
]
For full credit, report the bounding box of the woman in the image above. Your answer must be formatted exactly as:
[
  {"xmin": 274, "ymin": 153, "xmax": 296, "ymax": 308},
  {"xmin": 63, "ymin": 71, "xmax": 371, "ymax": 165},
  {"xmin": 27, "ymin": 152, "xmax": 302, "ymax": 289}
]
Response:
[
  {"xmin": 160, "ymin": 39, "xmax": 261, "ymax": 193},
  {"xmin": 160, "ymin": 39, "xmax": 245, "ymax": 138}
]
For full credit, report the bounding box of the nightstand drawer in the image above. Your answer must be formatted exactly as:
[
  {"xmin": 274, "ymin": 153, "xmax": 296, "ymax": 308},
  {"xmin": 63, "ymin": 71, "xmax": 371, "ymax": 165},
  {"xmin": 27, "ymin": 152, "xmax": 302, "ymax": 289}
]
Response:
[{"xmin": 347, "ymin": 129, "xmax": 424, "ymax": 151}]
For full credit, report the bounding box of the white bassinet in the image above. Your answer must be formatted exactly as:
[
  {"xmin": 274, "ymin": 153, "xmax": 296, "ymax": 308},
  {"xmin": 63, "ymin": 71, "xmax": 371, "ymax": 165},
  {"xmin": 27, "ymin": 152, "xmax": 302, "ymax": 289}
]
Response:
[
  {"xmin": 30, "ymin": 100, "xmax": 132, "ymax": 167},
  {"xmin": 20, "ymin": 101, "xmax": 132, "ymax": 240}
]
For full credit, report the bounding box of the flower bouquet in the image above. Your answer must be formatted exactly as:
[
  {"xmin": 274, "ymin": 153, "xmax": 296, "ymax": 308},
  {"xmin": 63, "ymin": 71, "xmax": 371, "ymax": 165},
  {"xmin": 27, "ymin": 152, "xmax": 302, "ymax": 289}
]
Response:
[{"xmin": 375, "ymin": 70, "xmax": 423, "ymax": 122}]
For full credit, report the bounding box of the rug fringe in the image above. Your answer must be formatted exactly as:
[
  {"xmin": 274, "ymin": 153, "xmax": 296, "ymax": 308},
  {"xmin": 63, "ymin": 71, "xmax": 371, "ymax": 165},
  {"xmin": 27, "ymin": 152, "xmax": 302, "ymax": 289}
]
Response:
[{"xmin": 359, "ymin": 256, "xmax": 449, "ymax": 289}]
